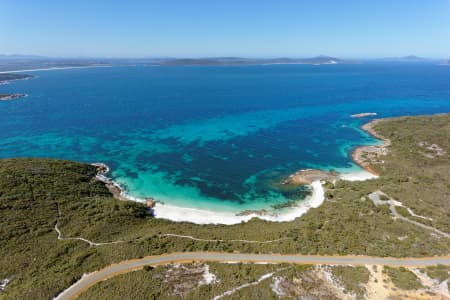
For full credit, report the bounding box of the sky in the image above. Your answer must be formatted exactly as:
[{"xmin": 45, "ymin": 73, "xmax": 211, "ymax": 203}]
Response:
[{"xmin": 1, "ymin": 0, "xmax": 449, "ymax": 58}]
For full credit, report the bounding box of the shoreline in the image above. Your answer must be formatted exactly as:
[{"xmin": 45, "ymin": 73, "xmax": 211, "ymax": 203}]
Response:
[
  {"xmin": 151, "ymin": 180, "xmax": 325, "ymax": 225},
  {"xmin": 92, "ymin": 162, "xmax": 327, "ymax": 225},
  {"xmin": 91, "ymin": 120, "xmax": 386, "ymax": 225},
  {"xmin": 351, "ymin": 119, "xmax": 391, "ymax": 176}
]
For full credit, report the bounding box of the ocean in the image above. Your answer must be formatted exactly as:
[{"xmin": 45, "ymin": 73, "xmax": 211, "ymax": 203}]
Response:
[{"xmin": 1, "ymin": 64, "xmax": 449, "ymax": 222}]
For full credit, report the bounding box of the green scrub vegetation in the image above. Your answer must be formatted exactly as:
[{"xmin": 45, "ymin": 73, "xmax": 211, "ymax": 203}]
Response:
[
  {"xmin": 0, "ymin": 113, "xmax": 449, "ymax": 299},
  {"xmin": 383, "ymin": 267, "xmax": 423, "ymax": 290}
]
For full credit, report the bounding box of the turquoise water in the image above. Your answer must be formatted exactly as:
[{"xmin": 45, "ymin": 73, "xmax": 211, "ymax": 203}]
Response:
[{"xmin": 1, "ymin": 64, "xmax": 449, "ymax": 212}]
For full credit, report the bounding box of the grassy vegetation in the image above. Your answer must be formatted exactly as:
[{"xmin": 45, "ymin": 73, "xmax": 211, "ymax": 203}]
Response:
[
  {"xmin": 0, "ymin": 113, "xmax": 449, "ymax": 299},
  {"xmin": 331, "ymin": 266, "xmax": 370, "ymax": 299},
  {"xmin": 422, "ymin": 265, "xmax": 450, "ymax": 283},
  {"xmin": 383, "ymin": 266, "xmax": 423, "ymax": 290},
  {"xmin": 395, "ymin": 206, "xmax": 411, "ymax": 218}
]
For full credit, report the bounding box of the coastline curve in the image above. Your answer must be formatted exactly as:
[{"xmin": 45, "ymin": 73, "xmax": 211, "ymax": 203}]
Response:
[{"xmin": 92, "ymin": 119, "xmax": 383, "ymax": 225}]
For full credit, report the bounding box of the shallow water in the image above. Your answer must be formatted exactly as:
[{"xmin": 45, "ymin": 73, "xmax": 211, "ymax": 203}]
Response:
[{"xmin": 1, "ymin": 64, "xmax": 449, "ymax": 213}]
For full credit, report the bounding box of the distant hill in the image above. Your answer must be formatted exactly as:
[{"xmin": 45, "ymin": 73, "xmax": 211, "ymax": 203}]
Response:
[
  {"xmin": 158, "ymin": 56, "xmax": 346, "ymax": 66},
  {"xmin": 0, "ymin": 54, "xmax": 49, "ymax": 60},
  {"xmin": 377, "ymin": 55, "xmax": 428, "ymax": 62},
  {"xmin": 157, "ymin": 57, "xmax": 251, "ymax": 66},
  {"xmin": 2, "ymin": 54, "xmax": 446, "ymax": 71},
  {"xmin": 296, "ymin": 55, "xmax": 342, "ymax": 64},
  {"xmin": 400, "ymin": 55, "xmax": 425, "ymax": 60}
]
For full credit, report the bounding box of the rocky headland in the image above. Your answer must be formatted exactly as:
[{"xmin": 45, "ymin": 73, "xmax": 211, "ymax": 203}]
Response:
[
  {"xmin": 285, "ymin": 119, "xmax": 388, "ymax": 184},
  {"xmin": 351, "ymin": 119, "xmax": 390, "ymax": 176},
  {"xmin": 91, "ymin": 162, "xmax": 156, "ymax": 208},
  {"xmin": 282, "ymin": 169, "xmax": 339, "ymax": 185}
]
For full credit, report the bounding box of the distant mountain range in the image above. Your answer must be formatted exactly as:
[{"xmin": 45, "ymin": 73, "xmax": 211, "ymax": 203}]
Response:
[
  {"xmin": 0, "ymin": 55, "xmax": 351, "ymax": 71},
  {"xmin": 157, "ymin": 56, "xmax": 347, "ymax": 66},
  {"xmin": 0, "ymin": 54, "xmax": 49, "ymax": 60},
  {"xmin": 0, "ymin": 54, "xmax": 445, "ymax": 72},
  {"xmin": 376, "ymin": 55, "xmax": 427, "ymax": 62}
]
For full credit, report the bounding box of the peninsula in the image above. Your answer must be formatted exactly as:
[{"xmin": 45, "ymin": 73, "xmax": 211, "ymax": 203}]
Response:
[
  {"xmin": 0, "ymin": 73, "xmax": 32, "ymax": 85},
  {"xmin": 351, "ymin": 119, "xmax": 391, "ymax": 176}
]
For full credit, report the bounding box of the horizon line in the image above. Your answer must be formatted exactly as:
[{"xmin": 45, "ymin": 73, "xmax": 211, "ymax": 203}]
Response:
[{"xmin": 0, "ymin": 54, "xmax": 447, "ymax": 60}]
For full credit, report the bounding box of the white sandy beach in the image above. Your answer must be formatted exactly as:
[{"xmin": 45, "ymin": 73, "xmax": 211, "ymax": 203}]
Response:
[
  {"xmin": 108, "ymin": 168, "xmax": 378, "ymax": 225},
  {"xmin": 120, "ymin": 180, "xmax": 325, "ymax": 225},
  {"xmin": 96, "ymin": 163, "xmax": 376, "ymax": 225},
  {"xmin": 151, "ymin": 171, "xmax": 376, "ymax": 225},
  {"xmin": 339, "ymin": 170, "xmax": 378, "ymax": 181}
]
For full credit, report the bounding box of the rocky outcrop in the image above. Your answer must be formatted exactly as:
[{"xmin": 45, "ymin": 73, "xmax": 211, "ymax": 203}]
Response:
[
  {"xmin": 351, "ymin": 112, "xmax": 377, "ymax": 118},
  {"xmin": 91, "ymin": 163, "xmax": 126, "ymax": 200},
  {"xmin": 283, "ymin": 169, "xmax": 339, "ymax": 185},
  {"xmin": 0, "ymin": 94, "xmax": 27, "ymax": 101},
  {"xmin": 91, "ymin": 163, "xmax": 159, "ymax": 213},
  {"xmin": 91, "ymin": 162, "xmax": 109, "ymax": 174},
  {"xmin": 351, "ymin": 120, "xmax": 390, "ymax": 176},
  {"xmin": 236, "ymin": 209, "xmax": 268, "ymax": 216},
  {"xmin": 145, "ymin": 198, "xmax": 156, "ymax": 208},
  {"xmin": 0, "ymin": 73, "xmax": 33, "ymax": 85}
]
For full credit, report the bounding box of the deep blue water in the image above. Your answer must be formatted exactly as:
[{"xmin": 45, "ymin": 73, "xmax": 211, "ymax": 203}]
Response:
[{"xmin": 1, "ymin": 64, "xmax": 449, "ymax": 211}]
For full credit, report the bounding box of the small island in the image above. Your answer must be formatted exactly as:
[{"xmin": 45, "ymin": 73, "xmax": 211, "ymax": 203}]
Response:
[
  {"xmin": 350, "ymin": 112, "xmax": 377, "ymax": 118},
  {"xmin": 0, "ymin": 93, "xmax": 27, "ymax": 101},
  {"xmin": 0, "ymin": 73, "xmax": 32, "ymax": 102},
  {"xmin": 282, "ymin": 169, "xmax": 339, "ymax": 185}
]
